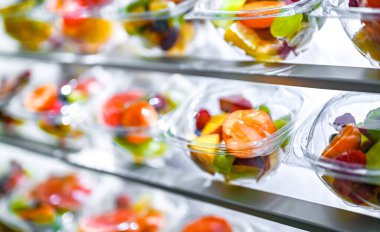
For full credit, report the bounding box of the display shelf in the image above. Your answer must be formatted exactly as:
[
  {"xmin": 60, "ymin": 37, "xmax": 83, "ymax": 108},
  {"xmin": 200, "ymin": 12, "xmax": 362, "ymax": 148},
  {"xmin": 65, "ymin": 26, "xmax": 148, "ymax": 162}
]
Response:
[
  {"xmin": 1, "ymin": 134, "xmax": 380, "ymax": 232},
  {"xmin": 0, "ymin": 52, "xmax": 379, "ymax": 93}
]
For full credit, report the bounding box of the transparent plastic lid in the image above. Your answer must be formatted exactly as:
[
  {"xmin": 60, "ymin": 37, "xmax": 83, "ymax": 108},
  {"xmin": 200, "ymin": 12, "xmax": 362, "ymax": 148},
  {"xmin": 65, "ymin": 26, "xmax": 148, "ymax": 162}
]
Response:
[
  {"xmin": 289, "ymin": 93, "xmax": 380, "ymax": 179},
  {"xmin": 190, "ymin": 0, "xmax": 322, "ymax": 20}
]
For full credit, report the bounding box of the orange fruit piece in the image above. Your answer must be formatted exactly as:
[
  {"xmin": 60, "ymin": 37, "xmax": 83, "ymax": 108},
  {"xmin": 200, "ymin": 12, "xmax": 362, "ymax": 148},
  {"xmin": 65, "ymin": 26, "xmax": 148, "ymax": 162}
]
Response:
[
  {"xmin": 239, "ymin": 1, "xmax": 285, "ymax": 29},
  {"xmin": 24, "ymin": 84, "xmax": 58, "ymax": 112},
  {"xmin": 322, "ymin": 124, "xmax": 361, "ymax": 159},
  {"xmin": 223, "ymin": 109, "xmax": 276, "ymax": 158},
  {"xmin": 182, "ymin": 216, "xmax": 233, "ymax": 232},
  {"xmin": 121, "ymin": 101, "xmax": 158, "ymax": 144}
]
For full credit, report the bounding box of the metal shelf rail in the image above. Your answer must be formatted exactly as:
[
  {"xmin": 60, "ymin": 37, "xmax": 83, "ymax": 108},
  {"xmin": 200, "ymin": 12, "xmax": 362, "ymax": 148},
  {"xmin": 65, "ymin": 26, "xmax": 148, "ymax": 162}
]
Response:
[{"xmin": 0, "ymin": 51, "xmax": 379, "ymax": 93}]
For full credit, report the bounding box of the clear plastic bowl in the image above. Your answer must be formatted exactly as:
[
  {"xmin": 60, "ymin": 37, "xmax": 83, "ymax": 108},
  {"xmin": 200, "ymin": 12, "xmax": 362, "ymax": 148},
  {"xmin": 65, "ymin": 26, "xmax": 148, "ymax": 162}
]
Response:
[
  {"xmin": 82, "ymin": 73, "xmax": 195, "ymax": 166},
  {"xmin": 0, "ymin": 0, "xmax": 55, "ymax": 51},
  {"xmin": 6, "ymin": 172, "xmax": 96, "ymax": 232},
  {"xmin": 191, "ymin": 0, "xmax": 322, "ymax": 61},
  {"xmin": 77, "ymin": 178, "xmax": 187, "ymax": 232},
  {"xmin": 166, "ymin": 82, "xmax": 304, "ymax": 183},
  {"xmin": 5, "ymin": 68, "xmax": 107, "ymax": 147},
  {"xmin": 45, "ymin": 0, "xmax": 115, "ymax": 54},
  {"xmin": 288, "ymin": 93, "xmax": 380, "ymax": 210},
  {"xmin": 323, "ymin": 0, "xmax": 380, "ymax": 68},
  {"xmin": 108, "ymin": 0, "xmax": 202, "ymax": 57}
]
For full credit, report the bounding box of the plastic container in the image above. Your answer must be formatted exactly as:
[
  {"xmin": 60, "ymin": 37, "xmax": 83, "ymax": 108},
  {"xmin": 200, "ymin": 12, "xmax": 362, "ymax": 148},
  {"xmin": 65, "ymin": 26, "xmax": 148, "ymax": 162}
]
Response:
[
  {"xmin": 166, "ymin": 82, "xmax": 304, "ymax": 183},
  {"xmin": 190, "ymin": 0, "xmax": 323, "ymax": 61},
  {"xmin": 45, "ymin": 0, "xmax": 115, "ymax": 54},
  {"xmin": 6, "ymin": 172, "xmax": 96, "ymax": 232},
  {"xmin": 110, "ymin": 0, "xmax": 201, "ymax": 57},
  {"xmin": 6, "ymin": 68, "xmax": 107, "ymax": 147},
  {"xmin": 82, "ymin": 73, "xmax": 195, "ymax": 166},
  {"xmin": 288, "ymin": 93, "xmax": 380, "ymax": 210},
  {"xmin": 323, "ymin": 0, "xmax": 380, "ymax": 68},
  {"xmin": 0, "ymin": 160, "xmax": 28, "ymax": 198},
  {"xmin": 0, "ymin": 0, "xmax": 54, "ymax": 51},
  {"xmin": 77, "ymin": 178, "xmax": 187, "ymax": 232}
]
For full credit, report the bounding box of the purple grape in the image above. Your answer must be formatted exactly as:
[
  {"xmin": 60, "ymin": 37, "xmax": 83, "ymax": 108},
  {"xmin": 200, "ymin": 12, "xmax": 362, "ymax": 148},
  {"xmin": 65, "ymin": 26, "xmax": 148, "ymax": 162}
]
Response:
[
  {"xmin": 278, "ymin": 41, "xmax": 296, "ymax": 59},
  {"xmin": 149, "ymin": 94, "xmax": 168, "ymax": 113},
  {"xmin": 333, "ymin": 113, "xmax": 356, "ymax": 131},
  {"xmin": 349, "ymin": 0, "xmax": 362, "ymax": 7},
  {"xmin": 233, "ymin": 156, "xmax": 265, "ymax": 169},
  {"xmin": 160, "ymin": 28, "xmax": 179, "ymax": 51}
]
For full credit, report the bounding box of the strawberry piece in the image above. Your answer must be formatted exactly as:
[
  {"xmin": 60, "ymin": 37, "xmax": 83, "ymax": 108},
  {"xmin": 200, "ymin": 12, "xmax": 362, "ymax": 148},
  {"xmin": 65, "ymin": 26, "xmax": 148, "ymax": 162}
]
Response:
[
  {"xmin": 219, "ymin": 95, "xmax": 252, "ymax": 113},
  {"xmin": 334, "ymin": 150, "xmax": 366, "ymax": 167},
  {"xmin": 102, "ymin": 91, "xmax": 144, "ymax": 127},
  {"xmin": 195, "ymin": 109, "xmax": 211, "ymax": 130}
]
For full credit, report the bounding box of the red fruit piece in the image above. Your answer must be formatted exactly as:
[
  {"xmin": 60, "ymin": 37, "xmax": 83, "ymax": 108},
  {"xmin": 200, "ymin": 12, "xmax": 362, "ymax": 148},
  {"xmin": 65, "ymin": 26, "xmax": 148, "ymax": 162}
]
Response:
[
  {"xmin": 122, "ymin": 101, "xmax": 158, "ymax": 128},
  {"xmin": 219, "ymin": 95, "xmax": 253, "ymax": 113},
  {"xmin": 102, "ymin": 91, "xmax": 144, "ymax": 127},
  {"xmin": 195, "ymin": 109, "xmax": 211, "ymax": 130},
  {"xmin": 115, "ymin": 193, "xmax": 130, "ymax": 210},
  {"xmin": 365, "ymin": 0, "xmax": 380, "ymax": 8},
  {"xmin": 334, "ymin": 150, "xmax": 366, "ymax": 167}
]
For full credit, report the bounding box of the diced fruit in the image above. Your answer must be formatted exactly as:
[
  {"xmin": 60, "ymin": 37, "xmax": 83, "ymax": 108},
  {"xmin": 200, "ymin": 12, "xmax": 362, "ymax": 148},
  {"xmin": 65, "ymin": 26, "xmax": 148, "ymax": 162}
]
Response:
[
  {"xmin": 273, "ymin": 115, "xmax": 291, "ymax": 130},
  {"xmin": 79, "ymin": 209, "xmax": 139, "ymax": 231},
  {"xmin": 223, "ymin": 110, "xmax": 276, "ymax": 158},
  {"xmin": 102, "ymin": 91, "xmax": 144, "ymax": 127},
  {"xmin": 239, "ymin": 1, "xmax": 285, "ymax": 29},
  {"xmin": 213, "ymin": 154, "xmax": 236, "ymax": 175},
  {"xmin": 334, "ymin": 150, "xmax": 366, "ymax": 167},
  {"xmin": 366, "ymin": 140, "xmax": 380, "ymax": 169},
  {"xmin": 219, "ymin": 94, "xmax": 253, "ymax": 113},
  {"xmin": 365, "ymin": 0, "xmax": 380, "ymax": 8},
  {"xmin": 224, "ymin": 22, "xmax": 284, "ymax": 61},
  {"xmin": 136, "ymin": 209, "xmax": 165, "ymax": 232},
  {"xmin": 201, "ymin": 114, "xmax": 227, "ymax": 136},
  {"xmin": 32, "ymin": 174, "xmax": 91, "ymax": 211},
  {"xmin": 353, "ymin": 26, "xmax": 380, "ymax": 63},
  {"xmin": 322, "ymin": 124, "xmax": 361, "ymax": 159},
  {"xmin": 333, "ymin": 113, "xmax": 356, "ymax": 131},
  {"xmin": 349, "ymin": 0, "xmax": 362, "ymax": 7},
  {"xmin": 122, "ymin": 101, "xmax": 158, "ymax": 128},
  {"xmin": 364, "ymin": 107, "xmax": 380, "ymax": 140},
  {"xmin": 258, "ymin": 104, "xmax": 271, "ymax": 116},
  {"xmin": 189, "ymin": 134, "xmax": 220, "ymax": 174},
  {"xmin": 271, "ymin": 14, "xmax": 303, "ymax": 38},
  {"xmin": 17, "ymin": 204, "xmax": 56, "ymax": 225},
  {"xmin": 24, "ymin": 84, "xmax": 58, "ymax": 112},
  {"xmin": 149, "ymin": 94, "xmax": 168, "ymax": 113},
  {"xmin": 195, "ymin": 109, "xmax": 211, "ymax": 130},
  {"xmin": 221, "ymin": 0, "xmax": 246, "ymax": 11},
  {"xmin": 182, "ymin": 216, "xmax": 233, "ymax": 232},
  {"xmin": 115, "ymin": 193, "xmax": 130, "ymax": 209}
]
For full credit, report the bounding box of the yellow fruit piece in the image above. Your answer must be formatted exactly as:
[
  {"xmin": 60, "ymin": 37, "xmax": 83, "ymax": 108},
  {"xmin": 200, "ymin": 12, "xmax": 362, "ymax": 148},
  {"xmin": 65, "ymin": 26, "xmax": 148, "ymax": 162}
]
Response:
[
  {"xmin": 167, "ymin": 22, "xmax": 195, "ymax": 56},
  {"xmin": 189, "ymin": 134, "xmax": 220, "ymax": 175},
  {"xmin": 224, "ymin": 22, "xmax": 283, "ymax": 61},
  {"xmin": 201, "ymin": 114, "xmax": 228, "ymax": 136},
  {"xmin": 0, "ymin": 0, "xmax": 36, "ymax": 16}
]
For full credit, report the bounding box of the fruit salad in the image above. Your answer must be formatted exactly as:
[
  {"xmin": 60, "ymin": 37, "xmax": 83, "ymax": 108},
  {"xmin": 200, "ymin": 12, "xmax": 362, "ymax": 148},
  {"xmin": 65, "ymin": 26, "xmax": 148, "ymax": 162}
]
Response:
[
  {"xmin": 100, "ymin": 89, "xmax": 175, "ymax": 165},
  {"xmin": 189, "ymin": 94, "xmax": 291, "ymax": 182},
  {"xmin": 319, "ymin": 107, "xmax": 380, "ymax": 208},
  {"xmin": 47, "ymin": 0, "xmax": 113, "ymax": 53},
  {"xmin": 194, "ymin": 0, "xmax": 321, "ymax": 61},
  {"xmin": 78, "ymin": 192, "xmax": 165, "ymax": 232},
  {"xmin": 167, "ymin": 83, "xmax": 303, "ymax": 183},
  {"xmin": 122, "ymin": 0, "xmax": 197, "ymax": 56},
  {"xmin": 341, "ymin": 0, "xmax": 380, "ymax": 67},
  {"xmin": 10, "ymin": 173, "xmax": 92, "ymax": 231},
  {"xmin": 0, "ymin": 0, "xmax": 53, "ymax": 51},
  {"xmin": 0, "ymin": 161, "xmax": 28, "ymax": 197},
  {"xmin": 182, "ymin": 216, "xmax": 233, "ymax": 232}
]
